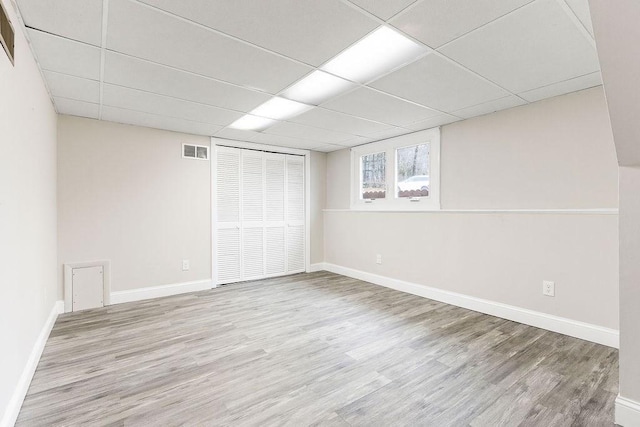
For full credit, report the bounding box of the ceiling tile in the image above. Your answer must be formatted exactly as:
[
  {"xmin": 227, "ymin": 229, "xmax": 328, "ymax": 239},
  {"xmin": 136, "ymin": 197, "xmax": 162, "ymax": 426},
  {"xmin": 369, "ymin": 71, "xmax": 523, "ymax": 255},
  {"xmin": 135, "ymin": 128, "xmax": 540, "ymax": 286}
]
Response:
[
  {"xmin": 321, "ymin": 87, "xmax": 441, "ymax": 126},
  {"xmin": 391, "ymin": 0, "xmax": 533, "ymax": 48},
  {"xmin": 44, "ymin": 71, "xmax": 100, "ymax": 104},
  {"xmin": 439, "ymin": 0, "xmax": 600, "ymax": 93},
  {"xmin": 564, "ymin": 0, "xmax": 594, "ymax": 36},
  {"xmin": 17, "ymin": 0, "xmax": 103, "ymax": 46},
  {"xmin": 106, "ymin": 0, "xmax": 312, "ymax": 94},
  {"xmin": 363, "ymin": 127, "xmax": 412, "ymax": 141},
  {"xmin": 290, "ymin": 108, "xmax": 394, "ymax": 137},
  {"xmin": 519, "ymin": 72, "xmax": 602, "ymax": 103},
  {"xmin": 138, "ymin": 0, "xmax": 378, "ymax": 67},
  {"xmin": 104, "ymin": 53, "xmax": 271, "ymax": 112},
  {"xmin": 250, "ymin": 133, "xmax": 323, "ymax": 150},
  {"xmin": 370, "ymin": 54, "xmax": 509, "ymax": 112},
  {"xmin": 312, "ymin": 144, "xmax": 348, "ymax": 153},
  {"xmin": 102, "ymin": 84, "xmax": 242, "ymax": 126},
  {"xmin": 404, "ymin": 114, "xmax": 461, "ymax": 131},
  {"xmin": 451, "ymin": 96, "xmax": 526, "ymax": 119},
  {"xmin": 337, "ymin": 136, "xmax": 372, "ymax": 147},
  {"xmin": 213, "ymin": 128, "xmax": 261, "ymax": 142},
  {"xmin": 27, "ymin": 29, "xmax": 101, "ymax": 80},
  {"xmin": 264, "ymin": 121, "xmax": 355, "ymax": 144},
  {"xmin": 347, "ymin": 0, "xmax": 418, "ymax": 21},
  {"xmin": 54, "ymin": 98, "xmax": 100, "ymax": 119},
  {"xmin": 101, "ymin": 106, "xmax": 222, "ymax": 136}
]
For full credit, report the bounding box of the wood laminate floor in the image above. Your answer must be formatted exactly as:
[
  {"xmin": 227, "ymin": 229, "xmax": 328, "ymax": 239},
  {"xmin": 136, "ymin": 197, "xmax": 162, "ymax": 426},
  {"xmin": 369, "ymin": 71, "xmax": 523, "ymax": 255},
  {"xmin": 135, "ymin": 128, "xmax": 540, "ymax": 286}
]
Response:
[{"xmin": 17, "ymin": 272, "xmax": 618, "ymax": 426}]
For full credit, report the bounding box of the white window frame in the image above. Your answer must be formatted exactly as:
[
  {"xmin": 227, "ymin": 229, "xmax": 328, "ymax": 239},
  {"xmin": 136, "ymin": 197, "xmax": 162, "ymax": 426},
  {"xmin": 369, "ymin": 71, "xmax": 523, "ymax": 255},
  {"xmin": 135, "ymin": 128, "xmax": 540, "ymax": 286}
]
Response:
[{"xmin": 350, "ymin": 128, "xmax": 441, "ymax": 211}]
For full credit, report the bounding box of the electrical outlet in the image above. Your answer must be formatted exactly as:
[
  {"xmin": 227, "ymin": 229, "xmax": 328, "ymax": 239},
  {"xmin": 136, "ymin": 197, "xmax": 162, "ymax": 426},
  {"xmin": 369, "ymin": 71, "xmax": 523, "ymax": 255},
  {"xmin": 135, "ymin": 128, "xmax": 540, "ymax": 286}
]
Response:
[
  {"xmin": 543, "ymin": 280, "xmax": 555, "ymax": 297},
  {"xmin": 376, "ymin": 254, "xmax": 382, "ymax": 265},
  {"xmin": 182, "ymin": 259, "xmax": 190, "ymax": 271}
]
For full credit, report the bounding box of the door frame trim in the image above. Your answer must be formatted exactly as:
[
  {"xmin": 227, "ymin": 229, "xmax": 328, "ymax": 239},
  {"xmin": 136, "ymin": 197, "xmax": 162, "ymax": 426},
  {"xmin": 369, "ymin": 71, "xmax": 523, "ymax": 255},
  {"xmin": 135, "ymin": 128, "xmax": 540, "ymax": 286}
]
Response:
[{"xmin": 211, "ymin": 138, "xmax": 311, "ymax": 286}]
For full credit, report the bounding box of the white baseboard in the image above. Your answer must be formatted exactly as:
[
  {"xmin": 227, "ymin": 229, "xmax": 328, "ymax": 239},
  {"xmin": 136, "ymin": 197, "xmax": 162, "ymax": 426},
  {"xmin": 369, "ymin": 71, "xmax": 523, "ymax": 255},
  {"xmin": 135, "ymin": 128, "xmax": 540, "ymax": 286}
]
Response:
[
  {"xmin": 306, "ymin": 263, "xmax": 326, "ymax": 273},
  {"xmin": 110, "ymin": 279, "xmax": 213, "ymax": 304},
  {"xmin": 616, "ymin": 395, "xmax": 640, "ymax": 427},
  {"xmin": 1, "ymin": 300, "xmax": 63, "ymax": 427},
  {"xmin": 322, "ymin": 263, "xmax": 619, "ymax": 348}
]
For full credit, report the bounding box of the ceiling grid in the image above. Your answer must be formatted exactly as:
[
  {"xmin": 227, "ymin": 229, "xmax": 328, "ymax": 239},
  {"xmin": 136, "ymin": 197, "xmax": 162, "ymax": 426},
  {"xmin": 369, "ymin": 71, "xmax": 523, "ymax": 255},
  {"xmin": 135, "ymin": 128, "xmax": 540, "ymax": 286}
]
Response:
[{"xmin": 16, "ymin": 0, "xmax": 602, "ymax": 151}]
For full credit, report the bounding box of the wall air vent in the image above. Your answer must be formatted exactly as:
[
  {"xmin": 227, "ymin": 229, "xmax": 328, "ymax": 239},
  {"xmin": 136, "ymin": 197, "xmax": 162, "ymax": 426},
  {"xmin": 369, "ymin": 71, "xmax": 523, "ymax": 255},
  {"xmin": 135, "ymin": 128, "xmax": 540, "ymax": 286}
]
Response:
[
  {"xmin": 182, "ymin": 143, "xmax": 209, "ymax": 160},
  {"xmin": 0, "ymin": 0, "xmax": 14, "ymax": 65}
]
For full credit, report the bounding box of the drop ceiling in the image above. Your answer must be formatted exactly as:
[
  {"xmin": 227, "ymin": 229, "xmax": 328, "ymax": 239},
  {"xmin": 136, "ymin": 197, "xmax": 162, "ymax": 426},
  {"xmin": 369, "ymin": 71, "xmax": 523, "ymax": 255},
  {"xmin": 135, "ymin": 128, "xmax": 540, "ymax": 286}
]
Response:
[{"xmin": 15, "ymin": 0, "xmax": 600, "ymax": 152}]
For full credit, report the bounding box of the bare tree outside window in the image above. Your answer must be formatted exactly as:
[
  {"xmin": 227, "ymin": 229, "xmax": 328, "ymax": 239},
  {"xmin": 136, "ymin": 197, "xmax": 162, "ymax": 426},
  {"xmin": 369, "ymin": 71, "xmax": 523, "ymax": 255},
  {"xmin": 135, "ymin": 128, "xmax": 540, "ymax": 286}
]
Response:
[
  {"xmin": 396, "ymin": 144, "xmax": 430, "ymax": 198},
  {"xmin": 361, "ymin": 152, "xmax": 386, "ymax": 199}
]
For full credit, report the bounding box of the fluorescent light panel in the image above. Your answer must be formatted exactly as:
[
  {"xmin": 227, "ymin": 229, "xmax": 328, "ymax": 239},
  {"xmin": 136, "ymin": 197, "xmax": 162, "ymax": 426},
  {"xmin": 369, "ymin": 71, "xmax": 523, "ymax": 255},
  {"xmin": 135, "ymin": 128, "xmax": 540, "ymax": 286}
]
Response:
[
  {"xmin": 321, "ymin": 26, "xmax": 427, "ymax": 84},
  {"xmin": 281, "ymin": 70, "xmax": 357, "ymax": 105},
  {"xmin": 229, "ymin": 97, "xmax": 313, "ymax": 131},
  {"xmin": 229, "ymin": 114, "xmax": 276, "ymax": 131},
  {"xmin": 229, "ymin": 27, "xmax": 425, "ymax": 133},
  {"xmin": 250, "ymin": 97, "xmax": 313, "ymax": 121}
]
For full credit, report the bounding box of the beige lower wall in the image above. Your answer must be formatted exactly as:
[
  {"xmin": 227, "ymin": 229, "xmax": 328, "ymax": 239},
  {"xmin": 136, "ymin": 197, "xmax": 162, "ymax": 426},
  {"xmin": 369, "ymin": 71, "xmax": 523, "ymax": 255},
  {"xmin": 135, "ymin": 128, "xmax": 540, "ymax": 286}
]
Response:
[
  {"xmin": 324, "ymin": 211, "xmax": 618, "ymax": 329},
  {"xmin": 57, "ymin": 116, "xmax": 212, "ymax": 294},
  {"xmin": 324, "ymin": 87, "xmax": 619, "ymax": 331},
  {"xmin": 0, "ymin": 0, "xmax": 58, "ymax": 420}
]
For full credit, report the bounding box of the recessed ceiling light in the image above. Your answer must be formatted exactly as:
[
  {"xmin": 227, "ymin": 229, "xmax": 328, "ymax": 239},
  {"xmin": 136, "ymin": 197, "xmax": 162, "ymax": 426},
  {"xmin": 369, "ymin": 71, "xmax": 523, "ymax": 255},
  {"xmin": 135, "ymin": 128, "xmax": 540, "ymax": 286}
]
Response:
[
  {"xmin": 229, "ymin": 114, "xmax": 277, "ymax": 131},
  {"xmin": 321, "ymin": 26, "xmax": 427, "ymax": 84},
  {"xmin": 281, "ymin": 71, "xmax": 357, "ymax": 105},
  {"xmin": 250, "ymin": 97, "xmax": 313, "ymax": 121}
]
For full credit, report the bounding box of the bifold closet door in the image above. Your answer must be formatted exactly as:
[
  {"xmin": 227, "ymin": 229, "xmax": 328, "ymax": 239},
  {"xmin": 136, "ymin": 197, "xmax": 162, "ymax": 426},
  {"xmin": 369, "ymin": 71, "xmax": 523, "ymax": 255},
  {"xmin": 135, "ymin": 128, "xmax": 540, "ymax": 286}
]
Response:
[
  {"xmin": 215, "ymin": 147, "xmax": 241, "ymax": 283},
  {"xmin": 286, "ymin": 155, "xmax": 305, "ymax": 273},
  {"xmin": 264, "ymin": 153, "xmax": 286, "ymax": 276},
  {"xmin": 215, "ymin": 147, "xmax": 305, "ymax": 285},
  {"xmin": 241, "ymin": 150, "xmax": 265, "ymax": 281}
]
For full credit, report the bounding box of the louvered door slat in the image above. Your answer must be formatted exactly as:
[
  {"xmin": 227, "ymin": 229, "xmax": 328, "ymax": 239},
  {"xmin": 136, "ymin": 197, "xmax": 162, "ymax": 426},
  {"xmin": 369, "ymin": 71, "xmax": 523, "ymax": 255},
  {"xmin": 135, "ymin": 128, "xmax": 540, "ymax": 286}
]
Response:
[
  {"xmin": 242, "ymin": 227, "xmax": 264, "ymax": 279},
  {"xmin": 242, "ymin": 152, "xmax": 264, "ymax": 222},
  {"xmin": 266, "ymin": 226, "xmax": 286, "ymax": 275},
  {"xmin": 287, "ymin": 225, "xmax": 305, "ymax": 272},
  {"xmin": 216, "ymin": 150, "xmax": 240, "ymax": 223},
  {"xmin": 265, "ymin": 157, "xmax": 285, "ymax": 222},
  {"xmin": 286, "ymin": 156, "xmax": 305, "ymax": 223},
  {"xmin": 216, "ymin": 227, "xmax": 241, "ymax": 283}
]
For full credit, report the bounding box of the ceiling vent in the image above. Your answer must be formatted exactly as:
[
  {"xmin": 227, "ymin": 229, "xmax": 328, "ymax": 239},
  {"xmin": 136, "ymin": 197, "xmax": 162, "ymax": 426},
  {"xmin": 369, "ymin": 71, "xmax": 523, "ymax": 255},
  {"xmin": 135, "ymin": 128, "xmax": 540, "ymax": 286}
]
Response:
[
  {"xmin": 182, "ymin": 144, "xmax": 209, "ymax": 160},
  {"xmin": 0, "ymin": 1, "xmax": 14, "ymax": 65}
]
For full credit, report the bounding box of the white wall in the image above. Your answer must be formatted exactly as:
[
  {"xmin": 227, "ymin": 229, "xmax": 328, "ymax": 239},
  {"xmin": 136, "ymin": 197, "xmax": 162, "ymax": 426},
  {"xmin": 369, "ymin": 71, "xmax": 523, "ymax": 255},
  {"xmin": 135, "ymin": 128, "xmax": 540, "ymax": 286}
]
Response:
[
  {"xmin": 57, "ymin": 116, "xmax": 212, "ymax": 294},
  {"xmin": 0, "ymin": 0, "xmax": 58, "ymax": 422},
  {"xmin": 324, "ymin": 87, "xmax": 619, "ymax": 331},
  {"xmin": 590, "ymin": 1, "xmax": 640, "ymax": 421},
  {"xmin": 58, "ymin": 117, "xmax": 327, "ymax": 296}
]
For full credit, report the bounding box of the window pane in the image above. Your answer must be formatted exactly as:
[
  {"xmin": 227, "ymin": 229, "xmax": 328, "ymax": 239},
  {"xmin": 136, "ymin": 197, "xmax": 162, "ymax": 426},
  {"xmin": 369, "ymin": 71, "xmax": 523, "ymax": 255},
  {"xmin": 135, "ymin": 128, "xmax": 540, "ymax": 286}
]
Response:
[
  {"xmin": 396, "ymin": 143, "xmax": 429, "ymax": 198},
  {"xmin": 197, "ymin": 146, "xmax": 208, "ymax": 159},
  {"xmin": 184, "ymin": 144, "xmax": 196, "ymax": 158},
  {"xmin": 361, "ymin": 152, "xmax": 386, "ymax": 199}
]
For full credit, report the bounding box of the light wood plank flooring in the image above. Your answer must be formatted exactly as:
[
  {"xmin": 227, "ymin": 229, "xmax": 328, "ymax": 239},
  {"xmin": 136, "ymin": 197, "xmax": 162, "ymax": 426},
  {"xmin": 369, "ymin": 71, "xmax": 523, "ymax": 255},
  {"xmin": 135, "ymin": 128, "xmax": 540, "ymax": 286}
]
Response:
[{"xmin": 17, "ymin": 272, "xmax": 618, "ymax": 426}]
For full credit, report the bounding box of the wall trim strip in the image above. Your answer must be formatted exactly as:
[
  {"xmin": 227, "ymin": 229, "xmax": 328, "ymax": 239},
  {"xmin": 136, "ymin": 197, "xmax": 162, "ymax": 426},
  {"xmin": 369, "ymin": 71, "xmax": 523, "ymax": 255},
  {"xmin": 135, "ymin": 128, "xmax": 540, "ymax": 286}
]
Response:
[
  {"xmin": 319, "ymin": 262, "xmax": 619, "ymax": 348},
  {"xmin": 616, "ymin": 395, "xmax": 640, "ymax": 427},
  {"xmin": 1, "ymin": 300, "xmax": 63, "ymax": 427},
  {"xmin": 110, "ymin": 279, "xmax": 213, "ymax": 305},
  {"xmin": 323, "ymin": 208, "xmax": 619, "ymax": 215}
]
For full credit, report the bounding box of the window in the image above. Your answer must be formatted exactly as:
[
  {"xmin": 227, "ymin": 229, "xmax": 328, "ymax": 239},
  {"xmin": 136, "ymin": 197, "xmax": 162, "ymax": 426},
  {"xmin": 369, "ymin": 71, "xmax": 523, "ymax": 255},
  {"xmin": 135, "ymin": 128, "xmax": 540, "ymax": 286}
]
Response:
[
  {"xmin": 361, "ymin": 152, "xmax": 386, "ymax": 199},
  {"xmin": 396, "ymin": 144, "xmax": 429, "ymax": 198},
  {"xmin": 351, "ymin": 128, "xmax": 440, "ymax": 210},
  {"xmin": 182, "ymin": 143, "xmax": 209, "ymax": 160}
]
